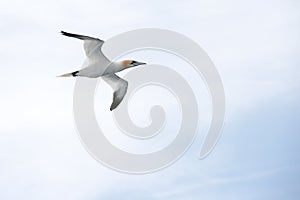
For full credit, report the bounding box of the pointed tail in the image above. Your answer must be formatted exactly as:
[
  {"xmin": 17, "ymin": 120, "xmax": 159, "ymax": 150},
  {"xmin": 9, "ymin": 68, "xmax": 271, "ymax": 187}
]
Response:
[{"xmin": 57, "ymin": 71, "xmax": 79, "ymax": 77}]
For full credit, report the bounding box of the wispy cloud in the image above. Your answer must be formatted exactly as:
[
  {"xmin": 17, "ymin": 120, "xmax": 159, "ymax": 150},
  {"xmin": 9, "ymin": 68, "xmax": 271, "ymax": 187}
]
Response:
[{"xmin": 0, "ymin": 0, "xmax": 299, "ymax": 199}]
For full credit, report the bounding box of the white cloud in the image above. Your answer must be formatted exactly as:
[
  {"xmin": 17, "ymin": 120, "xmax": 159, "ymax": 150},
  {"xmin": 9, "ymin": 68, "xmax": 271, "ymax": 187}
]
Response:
[{"xmin": 0, "ymin": 0, "xmax": 299, "ymax": 199}]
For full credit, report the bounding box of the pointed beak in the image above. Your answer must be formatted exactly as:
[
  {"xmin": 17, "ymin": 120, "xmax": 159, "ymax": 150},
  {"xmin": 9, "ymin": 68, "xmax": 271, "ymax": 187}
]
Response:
[{"xmin": 137, "ymin": 62, "xmax": 147, "ymax": 66}]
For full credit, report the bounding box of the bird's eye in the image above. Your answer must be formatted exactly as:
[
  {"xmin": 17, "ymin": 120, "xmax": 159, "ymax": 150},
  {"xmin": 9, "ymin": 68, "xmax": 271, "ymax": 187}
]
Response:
[{"xmin": 131, "ymin": 61, "xmax": 137, "ymax": 64}]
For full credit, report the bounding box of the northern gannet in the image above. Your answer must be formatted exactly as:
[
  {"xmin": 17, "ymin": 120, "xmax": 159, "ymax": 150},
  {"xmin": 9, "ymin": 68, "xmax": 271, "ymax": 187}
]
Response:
[{"xmin": 57, "ymin": 31, "xmax": 146, "ymax": 110}]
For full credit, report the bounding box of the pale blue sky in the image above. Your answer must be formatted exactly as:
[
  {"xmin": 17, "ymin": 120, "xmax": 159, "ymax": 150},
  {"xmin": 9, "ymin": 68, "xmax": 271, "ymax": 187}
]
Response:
[{"xmin": 0, "ymin": 0, "xmax": 299, "ymax": 199}]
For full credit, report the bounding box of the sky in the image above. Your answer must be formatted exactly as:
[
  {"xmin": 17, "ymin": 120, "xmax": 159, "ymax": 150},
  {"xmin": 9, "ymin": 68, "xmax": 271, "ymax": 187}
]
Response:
[{"xmin": 0, "ymin": 0, "xmax": 300, "ymax": 199}]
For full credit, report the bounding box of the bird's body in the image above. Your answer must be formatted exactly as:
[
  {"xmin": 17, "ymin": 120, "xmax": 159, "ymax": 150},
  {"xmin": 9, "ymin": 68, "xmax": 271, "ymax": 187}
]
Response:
[
  {"xmin": 58, "ymin": 31, "xmax": 146, "ymax": 110},
  {"xmin": 76, "ymin": 60, "xmax": 121, "ymax": 78}
]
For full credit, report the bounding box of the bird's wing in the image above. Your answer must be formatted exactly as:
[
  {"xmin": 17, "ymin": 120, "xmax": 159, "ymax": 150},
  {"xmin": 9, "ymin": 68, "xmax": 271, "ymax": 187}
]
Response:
[
  {"xmin": 102, "ymin": 74, "xmax": 128, "ymax": 111},
  {"xmin": 61, "ymin": 31, "xmax": 110, "ymax": 61}
]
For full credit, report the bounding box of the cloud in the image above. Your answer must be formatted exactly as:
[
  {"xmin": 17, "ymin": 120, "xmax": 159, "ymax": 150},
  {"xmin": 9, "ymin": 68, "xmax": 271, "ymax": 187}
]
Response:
[{"xmin": 0, "ymin": 0, "xmax": 300, "ymax": 199}]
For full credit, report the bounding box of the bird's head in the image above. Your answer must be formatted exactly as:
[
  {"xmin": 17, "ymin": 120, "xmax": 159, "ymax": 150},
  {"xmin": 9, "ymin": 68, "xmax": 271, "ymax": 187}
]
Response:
[{"xmin": 121, "ymin": 60, "xmax": 147, "ymax": 68}]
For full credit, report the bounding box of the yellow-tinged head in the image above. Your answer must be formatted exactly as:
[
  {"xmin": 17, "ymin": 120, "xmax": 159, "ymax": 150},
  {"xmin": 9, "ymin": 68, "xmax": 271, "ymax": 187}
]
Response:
[{"xmin": 121, "ymin": 60, "xmax": 147, "ymax": 68}]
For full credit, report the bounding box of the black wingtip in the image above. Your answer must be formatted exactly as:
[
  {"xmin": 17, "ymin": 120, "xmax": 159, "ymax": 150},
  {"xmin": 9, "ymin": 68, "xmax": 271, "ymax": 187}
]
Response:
[
  {"xmin": 61, "ymin": 31, "xmax": 69, "ymax": 36},
  {"xmin": 71, "ymin": 71, "xmax": 79, "ymax": 77}
]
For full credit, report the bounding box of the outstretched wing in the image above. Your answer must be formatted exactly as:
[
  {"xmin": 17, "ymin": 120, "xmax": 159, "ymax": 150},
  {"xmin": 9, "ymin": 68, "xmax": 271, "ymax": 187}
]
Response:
[
  {"xmin": 102, "ymin": 74, "xmax": 128, "ymax": 111},
  {"xmin": 61, "ymin": 31, "xmax": 109, "ymax": 61}
]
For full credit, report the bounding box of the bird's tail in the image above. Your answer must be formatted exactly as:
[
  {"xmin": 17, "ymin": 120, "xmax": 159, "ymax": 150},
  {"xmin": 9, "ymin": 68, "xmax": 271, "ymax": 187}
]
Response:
[{"xmin": 57, "ymin": 70, "xmax": 79, "ymax": 77}]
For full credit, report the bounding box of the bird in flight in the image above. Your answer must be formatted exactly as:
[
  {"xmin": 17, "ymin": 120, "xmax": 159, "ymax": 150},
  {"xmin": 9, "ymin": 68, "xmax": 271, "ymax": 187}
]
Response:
[{"xmin": 58, "ymin": 31, "xmax": 147, "ymax": 111}]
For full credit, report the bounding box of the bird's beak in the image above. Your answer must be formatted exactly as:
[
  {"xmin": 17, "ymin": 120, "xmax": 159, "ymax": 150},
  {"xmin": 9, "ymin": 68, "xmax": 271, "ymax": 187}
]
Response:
[{"xmin": 136, "ymin": 61, "xmax": 147, "ymax": 66}]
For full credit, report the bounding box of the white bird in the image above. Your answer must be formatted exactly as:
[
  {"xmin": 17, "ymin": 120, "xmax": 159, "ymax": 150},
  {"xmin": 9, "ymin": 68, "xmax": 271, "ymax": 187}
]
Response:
[{"xmin": 57, "ymin": 31, "xmax": 147, "ymax": 110}]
